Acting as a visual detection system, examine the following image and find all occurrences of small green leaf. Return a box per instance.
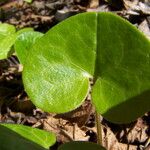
[24,0,32,3]
[0,24,39,60]
[0,125,46,150]
[0,23,16,38]
[17,27,34,34]
[0,34,17,59]
[58,141,106,150]
[0,23,16,59]
[23,12,150,123]
[0,124,56,150]
[15,31,43,64]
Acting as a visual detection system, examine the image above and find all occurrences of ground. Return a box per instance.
[0,0,150,150]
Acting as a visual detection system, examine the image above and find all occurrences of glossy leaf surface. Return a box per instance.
[15,31,43,64]
[0,124,56,149]
[58,141,106,150]
[23,12,150,123]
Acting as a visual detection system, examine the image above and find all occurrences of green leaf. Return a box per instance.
[0,124,56,150]
[0,23,16,38]
[24,0,32,3]
[23,12,95,113]
[0,34,17,59]
[17,27,34,34]
[14,31,43,64]
[23,12,150,123]
[0,24,38,60]
[92,13,150,123]
[58,141,106,150]
[0,125,46,150]
[0,23,16,59]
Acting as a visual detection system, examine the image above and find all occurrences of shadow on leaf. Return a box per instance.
[0,124,47,150]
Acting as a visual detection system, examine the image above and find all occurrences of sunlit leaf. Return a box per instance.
[0,24,40,60]
[0,23,16,38]
[24,0,32,3]
[0,124,56,150]
[15,31,43,64]
[23,12,150,123]
[0,23,16,59]
[17,27,34,34]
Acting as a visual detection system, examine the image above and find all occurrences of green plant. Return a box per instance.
[0,24,51,150]
[24,0,33,3]
[14,31,43,64]
[58,141,106,150]
[0,124,56,150]
[23,12,150,124]
[0,12,150,150]
[0,23,17,59]
[0,23,43,61]
[0,0,32,3]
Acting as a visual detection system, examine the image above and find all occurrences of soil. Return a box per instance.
[0,0,150,150]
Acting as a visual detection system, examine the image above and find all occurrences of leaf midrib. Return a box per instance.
[93,12,98,82]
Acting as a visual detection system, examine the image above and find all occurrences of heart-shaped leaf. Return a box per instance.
[0,124,56,150]
[23,12,150,123]
[14,31,43,64]
[58,141,106,150]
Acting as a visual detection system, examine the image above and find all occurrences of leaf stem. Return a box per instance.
[95,111,103,145]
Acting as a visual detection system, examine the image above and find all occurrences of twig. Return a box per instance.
[60,129,74,142]
[31,14,54,22]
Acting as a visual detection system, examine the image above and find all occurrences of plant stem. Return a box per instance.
[95,111,103,145]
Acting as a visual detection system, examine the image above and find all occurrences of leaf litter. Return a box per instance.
[0,0,150,150]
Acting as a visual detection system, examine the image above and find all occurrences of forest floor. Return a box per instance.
[0,0,150,150]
